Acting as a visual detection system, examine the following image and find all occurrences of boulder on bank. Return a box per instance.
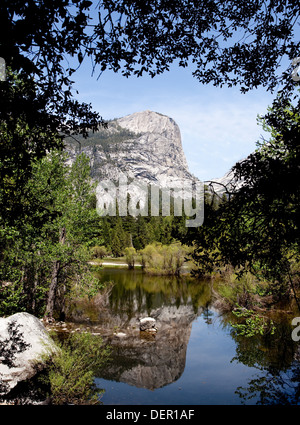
[0,312,57,395]
[139,317,156,332]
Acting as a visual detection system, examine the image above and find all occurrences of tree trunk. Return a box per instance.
[31,250,41,313]
[44,227,66,319]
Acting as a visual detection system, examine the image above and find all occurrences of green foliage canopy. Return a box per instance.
[0,151,101,317]
[186,93,300,306]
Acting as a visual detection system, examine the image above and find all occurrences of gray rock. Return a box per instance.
[0,312,57,394]
[205,168,244,198]
[64,110,200,213]
[66,110,193,182]
[139,317,156,332]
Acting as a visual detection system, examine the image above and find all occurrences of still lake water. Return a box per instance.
[67,268,300,405]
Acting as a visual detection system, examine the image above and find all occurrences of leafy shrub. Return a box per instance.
[91,245,108,259]
[43,332,110,405]
[140,242,190,275]
[230,305,276,338]
[124,247,137,269]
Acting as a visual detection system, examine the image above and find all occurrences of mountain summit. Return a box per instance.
[65,110,203,225]
[65,110,195,186]
[116,110,191,181]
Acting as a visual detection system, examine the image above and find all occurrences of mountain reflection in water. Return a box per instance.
[67,269,210,390]
[66,268,300,405]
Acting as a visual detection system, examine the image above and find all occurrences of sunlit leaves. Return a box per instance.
[186,93,300,301]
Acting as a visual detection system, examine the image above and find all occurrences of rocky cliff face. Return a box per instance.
[65,110,204,222]
[65,110,195,186]
[65,109,239,212]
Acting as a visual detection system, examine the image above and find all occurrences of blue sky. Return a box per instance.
[72,60,284,181]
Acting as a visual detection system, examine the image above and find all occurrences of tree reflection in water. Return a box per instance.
[67,269,300,404]
[229,320,300,404]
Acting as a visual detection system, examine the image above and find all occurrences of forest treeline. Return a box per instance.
[1,0,299,323]
[1,98,300,322]
[0,133,222,320]
[1,1,300,406]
